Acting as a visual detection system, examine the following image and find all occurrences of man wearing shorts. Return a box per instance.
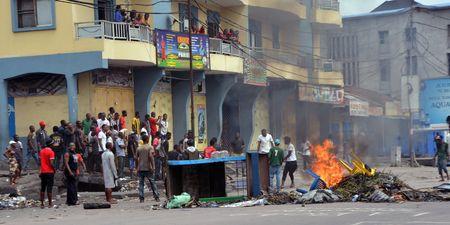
[39,139,55,208]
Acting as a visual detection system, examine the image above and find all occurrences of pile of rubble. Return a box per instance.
[0,194,40,209]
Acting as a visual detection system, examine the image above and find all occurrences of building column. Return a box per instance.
[66,74,78,123]
[134,68,165,116]
[206,75,237,140]
[236,84,264,152]
[0,79,9,151]
[269,81,297,138]
[171,71,205,143]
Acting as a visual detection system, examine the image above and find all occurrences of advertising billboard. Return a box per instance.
[155,29,209,70]
[298,83,344,105]
[349,100,369,117]
[419,78,450,125]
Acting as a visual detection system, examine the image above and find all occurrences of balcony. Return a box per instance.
[208,38,244,74]
[315,0,342,26]
[247,0,306,21]
[251,47,308,82]
[75,20,156,66]
[314,59,344,86]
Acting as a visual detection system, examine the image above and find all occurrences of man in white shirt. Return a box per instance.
[257,129,274,154]
[256,129,273,193]
[98,125,108,153]
[158,113,169,140]
[97,113,110,129]
[282,136,298,189]
[302,139,312,170]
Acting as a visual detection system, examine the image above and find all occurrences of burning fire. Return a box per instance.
[311,140,345,187]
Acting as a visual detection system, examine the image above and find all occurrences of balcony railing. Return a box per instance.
[75,20,153,43]
[251,47,307,68]
[314,59,342,72]
[209,38,242,57]
[318,0,339,11]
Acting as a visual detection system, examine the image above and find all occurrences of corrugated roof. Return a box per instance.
[371,0,417,12]
[344,86,395,106]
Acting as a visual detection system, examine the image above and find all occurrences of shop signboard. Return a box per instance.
[298,84,344,105]
[419,78,450,125]
[243,54,267,86]
[369,106,384,117]
[349,100,369,117]
[155,29,209,70]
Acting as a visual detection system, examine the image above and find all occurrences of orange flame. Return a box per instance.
[311,139,344,187]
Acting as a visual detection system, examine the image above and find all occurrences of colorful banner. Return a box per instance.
[349,100,369,117]
[155,29,209,70]
[197,105,206,143]
[298,84,344,105]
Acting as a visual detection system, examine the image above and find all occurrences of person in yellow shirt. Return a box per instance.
[132,112,141,134]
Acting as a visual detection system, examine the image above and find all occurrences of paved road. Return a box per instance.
[1,201,449,225]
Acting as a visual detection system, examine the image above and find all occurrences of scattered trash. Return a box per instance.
[369,190,392,202]
[0,194,39,209]
[221,198,267,208]
[433,183,450,192]
[299,189,340,204]
[166,192,191,209]
[351,194,359,202]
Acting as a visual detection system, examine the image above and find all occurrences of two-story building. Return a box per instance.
[0,0,343,153]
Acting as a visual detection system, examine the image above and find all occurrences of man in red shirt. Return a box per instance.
[149,112,158,141]
[39,139,55,208]
[120,110,127,130]
[203,137,218,159]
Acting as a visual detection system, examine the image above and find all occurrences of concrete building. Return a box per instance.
[326,0,450,157]
[0,0,343,154]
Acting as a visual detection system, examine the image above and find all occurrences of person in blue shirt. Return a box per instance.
[114,5,124,22]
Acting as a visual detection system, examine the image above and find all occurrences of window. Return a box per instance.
[179,3,198,32]
[405,27,416,42]
[378,31,389,45]
[12,0,55,32]
[207,10,220,38]
[272,25,280,49]
[249,19,262,48]
[95,0,114,21]
[379,59,390,81]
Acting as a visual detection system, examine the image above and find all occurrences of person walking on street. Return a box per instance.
[115,131,126,178]
[25,125,40,171]
[268,139,284,193]
[158,113,169,140]
[120,110,127,130]
[10,135,23,176]
[4,146,19,185]
[282,136,298,189]
[39,139,55,208]
[149,112,158,141]
[102,142,118,204]
[87,127,101,173]
[435,136,450,181]
[127,132,139,178]
[36,121,48,151]
[137,135,160,202]
[64,143,79,206]
[132,111,141,134]
[302,138,312,170]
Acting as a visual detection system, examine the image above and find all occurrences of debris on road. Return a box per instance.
[299,189,340,204]
[83,202,111,209]
[166,192,191,209]
[221,198,267,208]
[0,194,39,209]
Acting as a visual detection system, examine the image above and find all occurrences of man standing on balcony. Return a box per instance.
[114,5,123,22]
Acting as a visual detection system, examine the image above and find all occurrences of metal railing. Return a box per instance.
[318,0,339,11]
[209,38,242,57]
[75,20,152,43]
[251,47,307,68]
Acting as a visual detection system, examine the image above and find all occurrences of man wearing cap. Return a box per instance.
[36,121,48,151]
[39,138,55,208]
[268,139,284,193]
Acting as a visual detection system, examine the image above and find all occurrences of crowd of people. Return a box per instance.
[114,5,151,27]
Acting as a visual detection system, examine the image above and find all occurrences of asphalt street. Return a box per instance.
[1,201,449,225]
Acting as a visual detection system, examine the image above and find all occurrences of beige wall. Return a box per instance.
[250,90,269,150]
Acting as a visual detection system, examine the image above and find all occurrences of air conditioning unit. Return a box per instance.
[323,60,333,72]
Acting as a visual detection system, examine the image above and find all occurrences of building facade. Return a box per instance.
[0,0,343,153]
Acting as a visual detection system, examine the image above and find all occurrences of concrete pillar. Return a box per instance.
[0,79,8,152]
[66,74,78,123]
[171,71,205,143]
[269,81,297,138]
[206,75,237,141]
[134,68,165,116]
[236,84,264,152]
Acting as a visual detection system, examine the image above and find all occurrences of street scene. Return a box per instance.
[1,0,450,224]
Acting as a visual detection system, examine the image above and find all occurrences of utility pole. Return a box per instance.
[187,0,196,139]
[407,6,419,167]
